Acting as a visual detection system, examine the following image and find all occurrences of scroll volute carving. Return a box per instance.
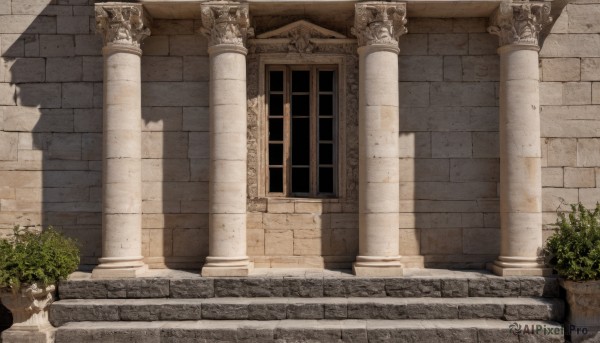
[488,2,552,47]
[200,2,254,47]
[352,2,408,47]
[95,4,151,48]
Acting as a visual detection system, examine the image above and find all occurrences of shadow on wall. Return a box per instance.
[397,17,502,269]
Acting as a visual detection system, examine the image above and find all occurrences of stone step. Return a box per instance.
[55,319,565,343]
[49,297,564,326]
[57,275,560,299]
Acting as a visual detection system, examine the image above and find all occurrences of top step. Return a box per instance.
[58,269,560,299]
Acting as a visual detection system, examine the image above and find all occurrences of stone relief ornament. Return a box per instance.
[352,2,408,47]
[95,4,151,48]
[256,20,347,53]
[200,2,254,47]
[488,1,552,47]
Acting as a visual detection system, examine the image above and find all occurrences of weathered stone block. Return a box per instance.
[169,35,208,56]
[142,57,183,82]
[248,302,287,320]
[202,302,248,319]
[432,132,472,158]
[568,4,600,33]
[462,55,499,81]
[287,302,323,319]
[406,302,458,319]
[265,229,293,256]
[541,34,600,57]
[593,82,600,104]
[57,15,89,34]
[82,56,102,82]
[547,138,577,166]
[450,158,499,182]
[564,167,595,187]
[540,82,564,105]
[542,167,564,187]
[468,278,520,297]
[542,187,579,212]
[399,82,429,107]
[472,132,499,158]
[463,228,500,255]
[443,55,462,81]
[142,82,208,107]
[429,34,468,55]
[183,56,209,81]
[563,82,592,105]
[468,33,498,55]
[385,279,442,297]
[399,34,427,55]
[582,58,600,81]
[75,35,102,56]
[46,57,82,82]
[62,82,93,108]
[142,36,169,56]
[348,302,407,319]
[170,279,214,298]
[541,58,581,81]
[283,278,323,297]
[578,138,600,167]
[399,56,443,81]
[58,280,108,299]
[0,16,56,34]
[430,82,496,106]
[16,83,62,108]
[458,303,504,319]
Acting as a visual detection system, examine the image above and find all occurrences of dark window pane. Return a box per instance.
[292,167,310,193]
[319,71,334,92]
[319,94,333,116]
[319,144,333,165]
[270,70,283,92]
[269,168,283,193]
[319,168,334,193]
[291,95,310,116]
[269,118,283,141]
[292,70,310,92]
[269,94,283,117]
[292,118,310,165]
[269,144,283,165]
[319,118,333,141]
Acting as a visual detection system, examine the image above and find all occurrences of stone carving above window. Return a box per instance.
[488,2,552,47]
[256,20,347,53]
[95,4,151,48]
[199,2,254,48]
[352,2,407,47]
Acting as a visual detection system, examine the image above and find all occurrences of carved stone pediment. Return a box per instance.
[252,20,350,54]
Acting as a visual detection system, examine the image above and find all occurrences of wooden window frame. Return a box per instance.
[266,64,339,198]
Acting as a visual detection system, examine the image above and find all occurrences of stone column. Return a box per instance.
[352,2,407,277]
[200,2,253,277]
[92,4,150,278]
[488,2,552,276]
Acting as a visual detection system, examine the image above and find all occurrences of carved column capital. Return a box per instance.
[488,1,552,48]
[95,4,151,50]
[352,2,407,48]
[200,2,253,49]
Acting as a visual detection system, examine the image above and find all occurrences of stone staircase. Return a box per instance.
[49,269,566,342]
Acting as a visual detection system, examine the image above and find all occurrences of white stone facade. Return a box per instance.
[0,0,598,275]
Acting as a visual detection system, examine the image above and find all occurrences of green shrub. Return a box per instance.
[545,203,600,281]
[0,226,80,291]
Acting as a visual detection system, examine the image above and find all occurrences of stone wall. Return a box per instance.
[539,0,600,237]
[398,17,501,269]
[0,0,598,270]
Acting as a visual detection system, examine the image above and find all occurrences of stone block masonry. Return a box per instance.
[0,0,598,275]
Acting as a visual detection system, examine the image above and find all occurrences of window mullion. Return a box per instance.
[283,67,291,196]
[310,66,318,197]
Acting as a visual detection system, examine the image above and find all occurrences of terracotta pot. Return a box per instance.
[0,284,55,343]
[561,279,600,343]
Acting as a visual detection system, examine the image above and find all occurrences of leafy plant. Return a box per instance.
[545,203,600,281]
[0,226,79,291]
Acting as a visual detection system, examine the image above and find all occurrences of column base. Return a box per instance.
[490,262,553,276]
[353,264,404,277]
[1,327,55,343]
[399,255,425,268]
[201,262,254,277]
[92,264,148,279]
[353,255,403,276]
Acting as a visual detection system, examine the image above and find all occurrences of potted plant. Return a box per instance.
[0,226,79,343]
[545,203,600,343]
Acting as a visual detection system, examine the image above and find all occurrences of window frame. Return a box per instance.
[257,56,346,200]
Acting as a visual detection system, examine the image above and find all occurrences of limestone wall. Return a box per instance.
[539,0,600,238]
[0,0,598,270]
[398,18,501,269]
